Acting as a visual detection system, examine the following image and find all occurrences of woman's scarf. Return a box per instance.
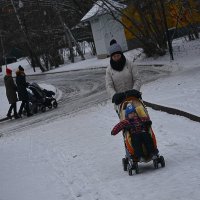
[110,53,126,71]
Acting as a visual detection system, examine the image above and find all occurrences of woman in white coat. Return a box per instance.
[105,40,142,108]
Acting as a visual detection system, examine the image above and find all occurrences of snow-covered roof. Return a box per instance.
[81,0,126,22]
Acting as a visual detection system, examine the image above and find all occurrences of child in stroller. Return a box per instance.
[111,97,165,175]
[28,82,58,113]
[112,103,158,160]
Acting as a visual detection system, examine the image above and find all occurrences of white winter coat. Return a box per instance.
[105,59,141,99]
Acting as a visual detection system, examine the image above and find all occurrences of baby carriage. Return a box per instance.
[28,82,58,113]
[117,91,165,175]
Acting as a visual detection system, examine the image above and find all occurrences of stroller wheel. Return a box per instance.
[159,156,165,168]
[134,162,139,174]
[33,106,38,114]
[127,164,133,176]
[122,158,128,171]
[153,159,159,169]
[131,161,139,174]
[53,100,58,108]
[41,106,46,112]
[48,104,52,109]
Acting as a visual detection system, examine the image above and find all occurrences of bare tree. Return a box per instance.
[0,0,93,71]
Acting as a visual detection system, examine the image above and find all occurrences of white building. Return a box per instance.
[81,0,128,59]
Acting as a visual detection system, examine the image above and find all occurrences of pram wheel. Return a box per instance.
[159,156,165,168]
[53,100,58,108]
[127,159,139,176]
[153,155,165,169]
[33,106,38,114]
[122,158,128,171]
[48,104,52,109]
[134,163,139,174]
[127,163,133,176]
[153,159,159,169]
[41,106,46,112]
[132,161,139,174]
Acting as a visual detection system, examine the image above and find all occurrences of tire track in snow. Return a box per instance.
[0,70,108,137]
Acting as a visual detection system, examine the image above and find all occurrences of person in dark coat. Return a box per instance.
[16,65,33,117]
[4,68,20,119]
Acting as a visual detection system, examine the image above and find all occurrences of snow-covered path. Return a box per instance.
[0,103,200,200]
[0,65,172,134]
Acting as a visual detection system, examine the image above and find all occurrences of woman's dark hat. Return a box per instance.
[18,65,24,71]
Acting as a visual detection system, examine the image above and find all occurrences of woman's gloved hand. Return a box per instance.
[112,92,126,105]
[125,89,142,99]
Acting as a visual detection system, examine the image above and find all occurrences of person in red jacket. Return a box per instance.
[111,103,159,161]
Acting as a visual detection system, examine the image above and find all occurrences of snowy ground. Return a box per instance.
[0,103,200,200]
[0,38,200,200]
[140,38,200,116]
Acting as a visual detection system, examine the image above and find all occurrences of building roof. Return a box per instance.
[81,0,126,22]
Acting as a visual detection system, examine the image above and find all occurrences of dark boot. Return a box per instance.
[14,114,20,119]
[18,101,25,117]
[27,113,33,117]
[131,133,143,159]
[13,103,19,119]
[18,110,22,118]
[7,104,13,119]
[6,113,12,119]
[141,132,155,157]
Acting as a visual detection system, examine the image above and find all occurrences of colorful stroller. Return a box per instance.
[118,92,165,175]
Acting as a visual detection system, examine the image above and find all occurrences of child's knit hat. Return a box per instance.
[125,103,136,117]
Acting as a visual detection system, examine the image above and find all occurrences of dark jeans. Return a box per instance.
[18,100,31,115]
[131,132,158,159]
[7,103,17,116]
